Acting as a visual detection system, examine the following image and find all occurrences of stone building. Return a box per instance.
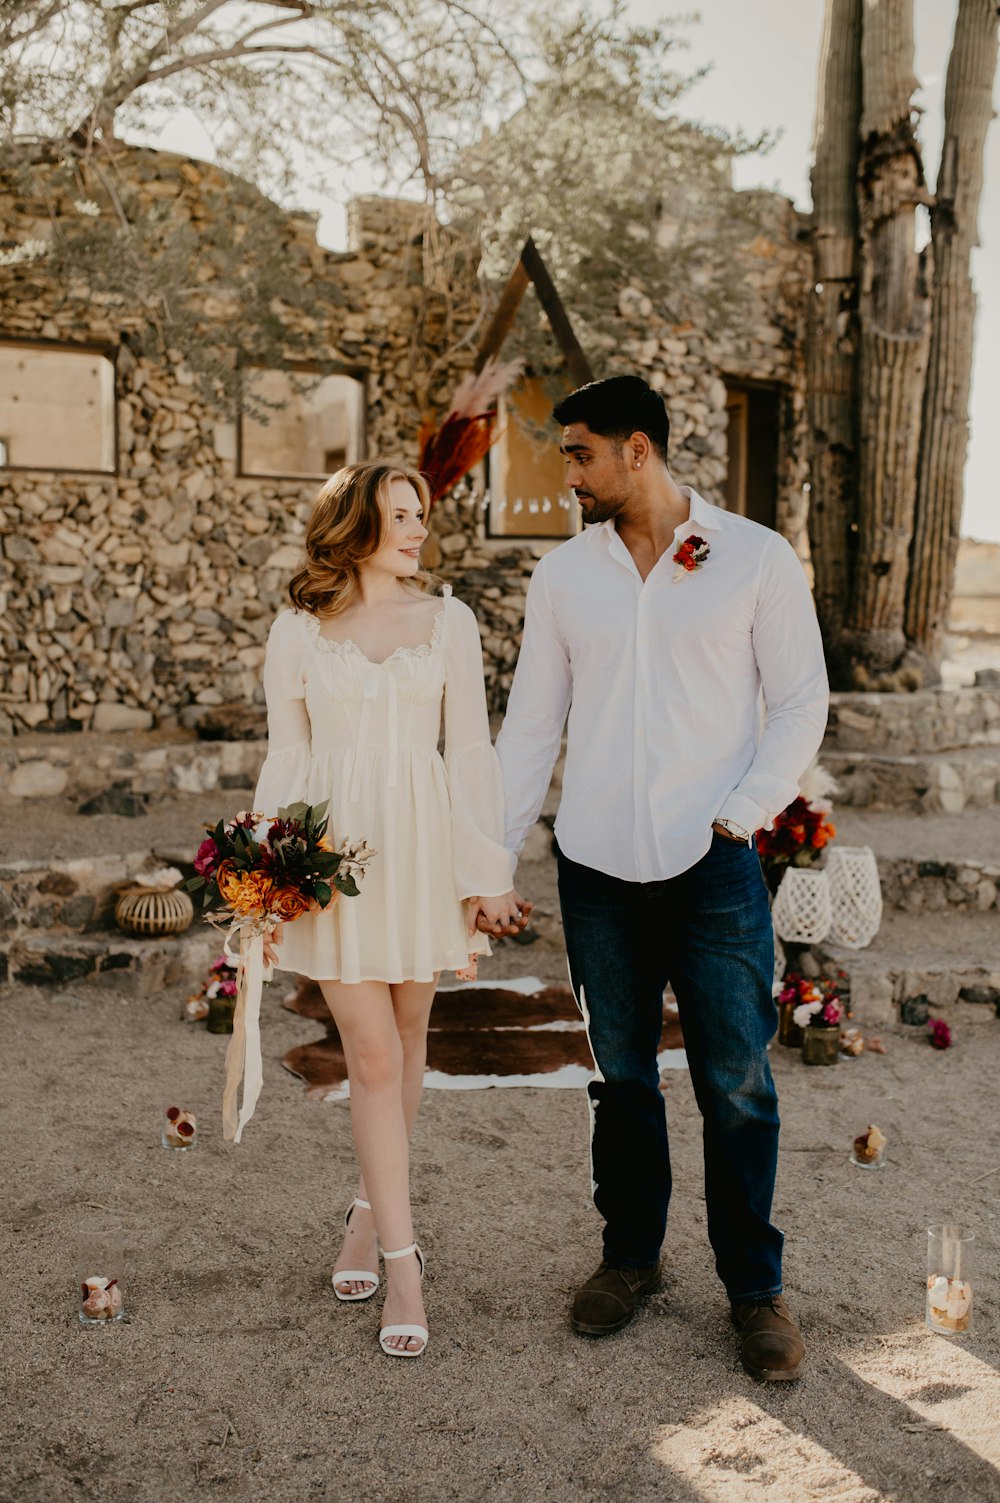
[0,145,811,728]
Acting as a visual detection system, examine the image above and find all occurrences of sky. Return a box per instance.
[149,0,999,541]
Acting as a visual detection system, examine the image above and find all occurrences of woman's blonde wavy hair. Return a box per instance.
[288,463,436,618]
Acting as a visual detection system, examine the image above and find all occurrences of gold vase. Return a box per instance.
[777,1005,804,1048]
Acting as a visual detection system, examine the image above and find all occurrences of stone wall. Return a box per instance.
[1,148,811,726]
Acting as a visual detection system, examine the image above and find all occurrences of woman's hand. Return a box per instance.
[468,891,534,938]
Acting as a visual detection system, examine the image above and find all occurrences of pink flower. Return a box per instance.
[219,979,237,998]
[194,837,219,876]
[928,1019,952,1050]
[822,1000,842,1026]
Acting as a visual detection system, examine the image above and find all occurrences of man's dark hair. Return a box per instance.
[552,375,670,462]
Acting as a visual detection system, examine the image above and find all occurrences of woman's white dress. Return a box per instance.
[253,587,515,982]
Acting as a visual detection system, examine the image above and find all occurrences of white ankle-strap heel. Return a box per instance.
[378,1242,428,1357]
[332,1197,380,1302]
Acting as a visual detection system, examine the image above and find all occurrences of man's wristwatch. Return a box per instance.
[713,817,752,845]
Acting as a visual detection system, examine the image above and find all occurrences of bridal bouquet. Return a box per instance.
[187,800,373,921]
[186,802,375,1142]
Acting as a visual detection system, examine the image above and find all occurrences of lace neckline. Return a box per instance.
[302,601,447,666]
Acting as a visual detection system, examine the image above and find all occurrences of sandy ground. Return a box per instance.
[4,861,1000,1503]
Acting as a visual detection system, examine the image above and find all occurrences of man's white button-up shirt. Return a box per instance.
[495,488,830,883]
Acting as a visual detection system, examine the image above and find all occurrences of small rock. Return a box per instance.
[958,985,1000,1007]
[899,994,930,1026]
[10,760,69,799]
[91,704,154,733]
[193,705,268,742]
[78,783,149,818]
[974,668,1000,688]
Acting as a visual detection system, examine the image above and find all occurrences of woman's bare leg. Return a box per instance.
[391,976,438,1127]
[321,978,426,1349]
[354,975,438,1197]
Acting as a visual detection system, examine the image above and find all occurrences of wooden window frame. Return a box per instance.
[236,360,368,481]
[0,336,119,477]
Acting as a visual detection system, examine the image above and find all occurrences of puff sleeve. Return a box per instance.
[442,595,517,900]
[252,610,313,813]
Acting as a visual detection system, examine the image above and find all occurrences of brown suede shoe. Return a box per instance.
[571,1260,661,1336]
[730,1295,805,1381]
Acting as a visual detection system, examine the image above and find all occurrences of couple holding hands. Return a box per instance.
[255,375,829,1373]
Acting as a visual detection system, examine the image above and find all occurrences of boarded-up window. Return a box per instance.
[0,343,116,473]
[488,377,578,539]
[722,380,779,530]
[239,368,365,478]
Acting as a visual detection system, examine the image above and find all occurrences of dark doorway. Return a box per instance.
[722,380,780,530]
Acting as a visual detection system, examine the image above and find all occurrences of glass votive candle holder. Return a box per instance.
[162,1105,197,1150]
[851,1124,887,1169]
[926,1224,974,1335]
[78,1231,126,1324]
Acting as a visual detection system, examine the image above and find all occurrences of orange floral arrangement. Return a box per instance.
[187,802,374,930]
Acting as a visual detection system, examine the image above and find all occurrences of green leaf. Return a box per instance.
[334,873,360,899]
[278,801,309,823]
[314,881,332,907]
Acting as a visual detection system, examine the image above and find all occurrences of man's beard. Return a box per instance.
[577,490,628,524]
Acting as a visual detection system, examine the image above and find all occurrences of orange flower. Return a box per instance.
[813,829,828,849]
[271,887,310,922]
[228,870,276,916]
[215,860,243,903]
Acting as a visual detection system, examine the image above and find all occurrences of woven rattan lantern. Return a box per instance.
[115,884,194,936]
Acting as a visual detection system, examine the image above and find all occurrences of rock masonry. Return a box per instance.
[1,147,811,727]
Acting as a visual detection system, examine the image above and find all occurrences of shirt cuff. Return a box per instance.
[716,792,768,835]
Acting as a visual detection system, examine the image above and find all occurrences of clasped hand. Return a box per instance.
[467,890,533,939]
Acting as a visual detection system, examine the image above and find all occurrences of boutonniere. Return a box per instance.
[672,534,711,582]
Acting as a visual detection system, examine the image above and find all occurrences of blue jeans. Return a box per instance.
[556,832,783,1302]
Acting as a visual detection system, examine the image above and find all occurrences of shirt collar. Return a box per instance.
[678,487,722,534]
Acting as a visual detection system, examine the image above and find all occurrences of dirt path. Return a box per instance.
[3,949,1000,1503]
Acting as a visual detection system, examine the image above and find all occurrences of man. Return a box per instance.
[491,374,829,1380]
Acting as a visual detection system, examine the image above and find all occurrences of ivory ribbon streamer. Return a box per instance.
[221,921,272,1143]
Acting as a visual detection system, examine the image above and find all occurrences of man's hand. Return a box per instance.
[468,890,534,938]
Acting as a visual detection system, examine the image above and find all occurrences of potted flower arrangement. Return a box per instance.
[776,971,848,1049]
[790,979,844,1066]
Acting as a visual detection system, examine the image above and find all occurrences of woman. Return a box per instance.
[255,462,529,1358]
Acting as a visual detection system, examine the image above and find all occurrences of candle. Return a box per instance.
[927,1225,974,1335]
[851,1124,886,1169]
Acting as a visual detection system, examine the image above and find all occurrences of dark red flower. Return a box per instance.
[928,1019,952,1050]
[177,1120,195,1137]
[165,1105,180,1121]
[194,837,219,876]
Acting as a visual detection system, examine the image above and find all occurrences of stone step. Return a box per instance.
[823,685,1000,756]
[2,930,214,993]
[822,746,1000,812]
[2,730,261,803]
[832,808,1000,915]
[808,911,1000,1026]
